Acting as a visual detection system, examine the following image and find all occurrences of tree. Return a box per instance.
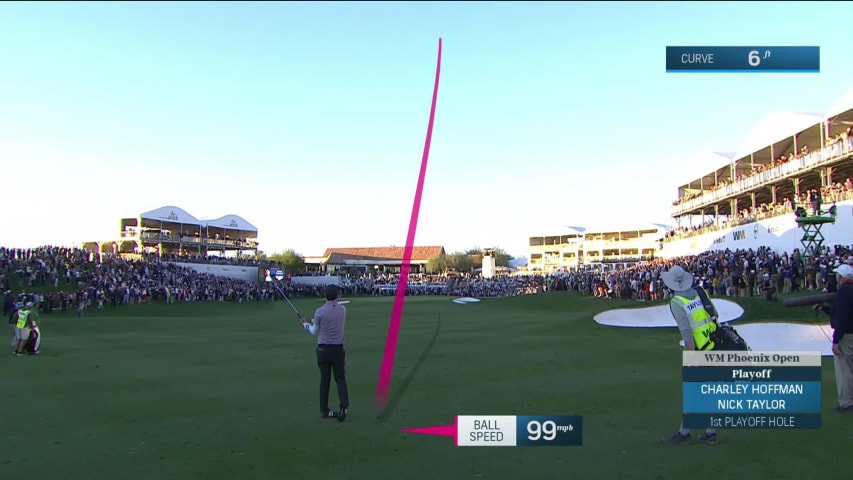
[464,248,483,267]
[492,248,513,267]
[268,249,306,274]
[463,247,514,267]
[448,252,475,272]
[426,254,449,274]
[427,252,476,273]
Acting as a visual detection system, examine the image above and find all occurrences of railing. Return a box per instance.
[120,232,259,249]
[598,255,654,263]
[664,188,853,242]
[672,137,853,216]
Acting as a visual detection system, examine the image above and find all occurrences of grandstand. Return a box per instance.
[660,89,853,258]
[527,224,669,272]
[83,206,259,258]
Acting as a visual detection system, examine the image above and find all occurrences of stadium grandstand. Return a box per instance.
[660,88,853,258]
[303,246,446,275]
[527,224,670,273]
[82,206,259,259]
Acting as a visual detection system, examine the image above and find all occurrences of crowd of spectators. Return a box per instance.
[665,177,853,241]
[4,240,853,321]
[1,247,281,318]
[318,273,547,297]
[0,246,552,317]
[548,243,853,302]
[146,252,279,267]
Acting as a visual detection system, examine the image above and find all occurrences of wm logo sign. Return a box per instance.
[732,230,746,241]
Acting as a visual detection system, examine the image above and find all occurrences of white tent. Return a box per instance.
[825,87,853,119]
[201,214,258,233]
[734,111,824,160]
[676,151,736,186]
[139,206,202,226]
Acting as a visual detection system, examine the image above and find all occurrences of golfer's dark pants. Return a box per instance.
[317,344,348,412]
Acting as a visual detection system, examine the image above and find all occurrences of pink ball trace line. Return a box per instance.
[375,38,443,412]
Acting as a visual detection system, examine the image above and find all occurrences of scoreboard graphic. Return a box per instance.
[682,351,822,429]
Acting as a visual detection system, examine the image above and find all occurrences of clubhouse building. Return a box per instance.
[303,246,446,275]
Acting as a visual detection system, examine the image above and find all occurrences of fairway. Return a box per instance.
[2,293,849,480]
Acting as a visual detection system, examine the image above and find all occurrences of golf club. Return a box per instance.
[269,280,303,322]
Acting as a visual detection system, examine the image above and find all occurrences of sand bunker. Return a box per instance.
[593,299,744,328]
[452,297,481,304]
[676,322,833,356]
[595,300,833,355]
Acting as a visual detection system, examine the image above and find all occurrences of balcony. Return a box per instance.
[671,138,853,216]
[128,232,258,250]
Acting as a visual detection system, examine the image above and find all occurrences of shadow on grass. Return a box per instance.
[375,314,441,423]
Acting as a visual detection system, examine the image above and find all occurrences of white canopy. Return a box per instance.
[825,87,853,119]
[140,206,202,225]
[557,223,669,235]
[734,111,823,160]
[678,151,736,185]
[202,214,258,233]
[674,88,853,192]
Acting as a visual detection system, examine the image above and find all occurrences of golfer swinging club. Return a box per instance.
[300,284,349,421]
[660,265,720,445]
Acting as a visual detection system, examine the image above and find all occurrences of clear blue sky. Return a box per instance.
[2,1,853,259]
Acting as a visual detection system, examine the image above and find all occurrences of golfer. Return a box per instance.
[660,265,719,445]
[814,263,853,412]
[300,284,349,422]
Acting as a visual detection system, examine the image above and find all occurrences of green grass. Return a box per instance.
[1,292,849,480]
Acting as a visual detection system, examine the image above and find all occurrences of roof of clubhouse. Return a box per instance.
[310,246,447,264]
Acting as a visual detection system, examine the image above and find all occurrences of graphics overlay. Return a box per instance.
[666,46,819,72]
[682,351,821,429]
[402,415,583,447]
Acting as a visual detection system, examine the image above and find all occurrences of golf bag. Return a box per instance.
[24,326,40,354]
[696,286,749,351]
[711,323,749,351]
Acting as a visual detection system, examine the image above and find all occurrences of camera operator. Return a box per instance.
[814,263,853,413]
